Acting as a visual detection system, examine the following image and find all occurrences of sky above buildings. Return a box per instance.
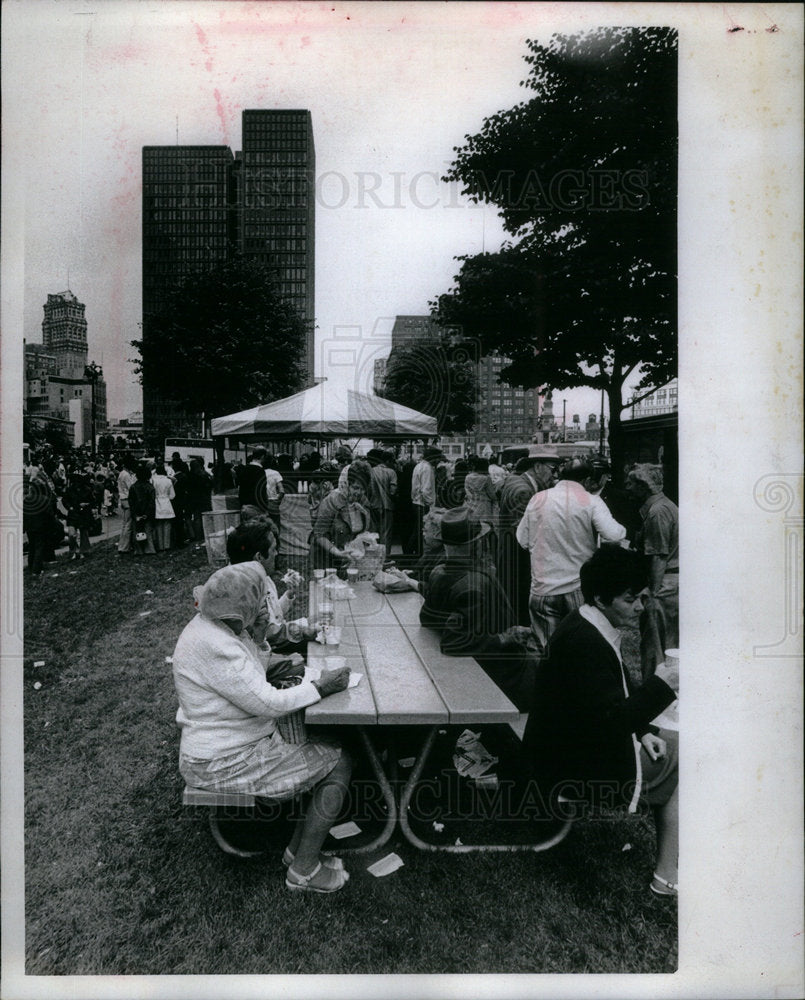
[3,1,660,427]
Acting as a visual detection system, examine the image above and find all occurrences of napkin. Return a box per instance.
[329,821,362,840]
[367,853,404,878]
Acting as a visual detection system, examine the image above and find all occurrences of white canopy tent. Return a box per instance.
[210,383,439,442]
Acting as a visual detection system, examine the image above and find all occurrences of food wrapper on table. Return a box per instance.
[372,566,420,594]
[343,532,386,582]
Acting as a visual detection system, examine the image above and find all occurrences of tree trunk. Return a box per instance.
[606,382,626,487]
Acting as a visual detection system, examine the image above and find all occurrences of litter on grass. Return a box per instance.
[398,757,416,768]
[144,590,153,595]
[329,821,361,840]
[453,729,498,780]
[622,843,633,852]
[367,853,404,878]
[33,661,45,667]
[139,611,152,618]
[33,682,42,690]
[433,821,445,832]
[164,656,173,664]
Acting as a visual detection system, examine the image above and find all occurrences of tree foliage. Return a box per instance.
[380,338,478,435]
[432,27,677,470]
[131,256,307,424]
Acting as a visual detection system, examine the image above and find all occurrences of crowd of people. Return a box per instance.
[24,438,679,899]
[169,441,679,898]
[23,447,215,571]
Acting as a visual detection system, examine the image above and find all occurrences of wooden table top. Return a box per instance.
[305,581,520,727]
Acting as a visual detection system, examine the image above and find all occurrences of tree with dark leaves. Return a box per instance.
[132,256,307,441]
[433,27,677,479]
[380,337,478,435]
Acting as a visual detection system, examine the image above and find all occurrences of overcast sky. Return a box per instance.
[3,0,652,426]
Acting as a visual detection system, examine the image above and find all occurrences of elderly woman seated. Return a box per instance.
[523,545,679,898]
[172,562,352,893]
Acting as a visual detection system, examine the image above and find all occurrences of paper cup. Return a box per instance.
[347,568,359,582]
[325,626,342,646]
[664,648,679,670]
[325,655,346,671]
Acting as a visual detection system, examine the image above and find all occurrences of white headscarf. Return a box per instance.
[198,563,266,629]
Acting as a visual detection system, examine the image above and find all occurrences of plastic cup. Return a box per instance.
[346,568,359,583]
[313,568,325,580]
[325,626,342,646]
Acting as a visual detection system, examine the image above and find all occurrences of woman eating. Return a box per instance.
[172,562,353,893]
[226,517,317,657]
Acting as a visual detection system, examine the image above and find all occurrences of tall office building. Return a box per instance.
[25,290,108,445]
[141,110,315,448]
[237,110,315,379]
[141,145,235,445]
[386,315,541,454]
[42,290,89,379]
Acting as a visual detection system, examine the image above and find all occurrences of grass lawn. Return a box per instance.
[23,541,677,975]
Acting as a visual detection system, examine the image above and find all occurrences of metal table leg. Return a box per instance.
[398,726,574,853]
[329,726,398,856]
[208,813,266,858]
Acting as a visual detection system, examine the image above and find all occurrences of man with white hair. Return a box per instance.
[516,457,626,656]
[626,463,679,658]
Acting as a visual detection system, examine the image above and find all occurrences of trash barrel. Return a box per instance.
[201,510,241,567]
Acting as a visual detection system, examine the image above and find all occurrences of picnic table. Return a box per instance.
[305,581,574,854]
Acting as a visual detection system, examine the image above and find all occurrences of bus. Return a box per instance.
[163,437,243,469]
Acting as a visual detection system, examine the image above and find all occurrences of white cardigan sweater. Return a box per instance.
[172,614,321,758]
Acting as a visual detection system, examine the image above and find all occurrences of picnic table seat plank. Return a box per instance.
[386,591,522,725]
[346,593,448,725]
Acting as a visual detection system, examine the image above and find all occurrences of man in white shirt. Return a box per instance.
[516,457,626,655]
[410,445,444,555]
[116,454,138,554]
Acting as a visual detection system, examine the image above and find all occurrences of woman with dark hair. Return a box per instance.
[310,459,372,570]
[129,464,157,555]
[173,562,352,893]
[63,470,96,561]
[227,518,317,656]
[524,545,679,898]
[184,458,213,542]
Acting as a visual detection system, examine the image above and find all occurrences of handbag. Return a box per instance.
[275,676,307,745]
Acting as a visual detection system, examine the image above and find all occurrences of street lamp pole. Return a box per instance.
[562,398,567,443]
[599,387,606,456]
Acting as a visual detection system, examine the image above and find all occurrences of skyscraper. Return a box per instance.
[142,145,235,444]
[42,290,89,379]
[237,110,315,378]
[386,315,541,453]
[25,290,108,446]
[141,110,315,448]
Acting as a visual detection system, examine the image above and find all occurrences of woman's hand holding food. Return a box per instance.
[316,666,350,696]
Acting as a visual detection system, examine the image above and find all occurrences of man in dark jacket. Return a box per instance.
[236,447,268,509]
[524,544,679,897]
[419,507,536,711]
